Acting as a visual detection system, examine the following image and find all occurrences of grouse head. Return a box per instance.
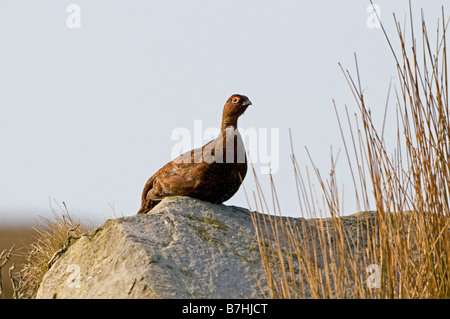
[221,94,252,130]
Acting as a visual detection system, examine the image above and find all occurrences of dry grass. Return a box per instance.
[17,202,91,299]
[250,3,450,299]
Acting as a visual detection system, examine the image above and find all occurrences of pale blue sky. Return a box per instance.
[0,1,448,225]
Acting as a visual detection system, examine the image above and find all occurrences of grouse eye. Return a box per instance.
[232,97,240,103]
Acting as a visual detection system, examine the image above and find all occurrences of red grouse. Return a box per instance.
[137,94,252,214]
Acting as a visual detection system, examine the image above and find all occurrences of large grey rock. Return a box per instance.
[36,196,380,299]
[36,197,268,298]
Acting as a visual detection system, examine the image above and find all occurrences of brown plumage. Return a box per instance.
[137,94,252,214]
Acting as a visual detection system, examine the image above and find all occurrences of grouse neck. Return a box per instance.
[222,105,242,130]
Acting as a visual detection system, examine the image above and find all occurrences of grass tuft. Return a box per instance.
[18,202,91,299]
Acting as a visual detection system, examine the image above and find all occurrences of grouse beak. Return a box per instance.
[242,99,252,107]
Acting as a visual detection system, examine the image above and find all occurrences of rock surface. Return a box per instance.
[36,196,379,299]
